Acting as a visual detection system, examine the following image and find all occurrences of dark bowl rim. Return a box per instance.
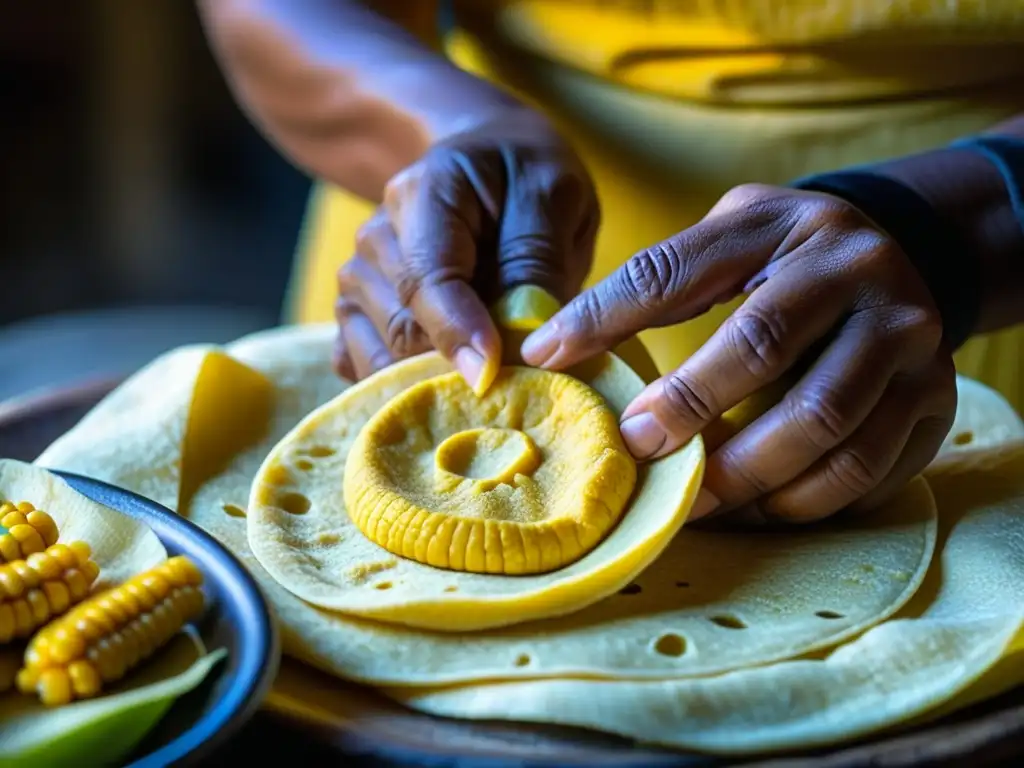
[53,470,280,768]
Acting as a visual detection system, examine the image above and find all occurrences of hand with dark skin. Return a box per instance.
[197,0,597,389]
[197,1,1024,522]
[333,110,598,386]
[522,118,1024,524]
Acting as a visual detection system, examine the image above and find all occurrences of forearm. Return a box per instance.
[874,115,1024,335]
[197,0,520,201]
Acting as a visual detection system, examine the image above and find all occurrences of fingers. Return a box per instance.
[697,313,901,513]
[521,186,792,370]
[340,217,430,359]
[331,329,355,382]
[383,156,503,392]
[334,297,395,381]
[613,260,855,460]
[760,359,956,523]
[845,414,952,515]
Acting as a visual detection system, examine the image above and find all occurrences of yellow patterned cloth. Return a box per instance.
[287,0,1024,411]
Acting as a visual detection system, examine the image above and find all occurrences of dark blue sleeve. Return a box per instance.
[950,135,1024,233]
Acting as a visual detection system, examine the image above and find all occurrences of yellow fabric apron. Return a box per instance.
[286,9,1024,412]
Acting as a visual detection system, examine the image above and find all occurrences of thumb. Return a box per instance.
[521,216,776,370]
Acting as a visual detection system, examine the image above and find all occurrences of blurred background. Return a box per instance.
[0,1,312,400]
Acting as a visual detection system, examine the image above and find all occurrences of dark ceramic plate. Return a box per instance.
[54,471,279,767]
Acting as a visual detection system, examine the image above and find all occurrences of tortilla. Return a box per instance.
[37,345,275,513]
[247,351,704,631]
[928,376,1024,473]
[389,451,1024,754]
[36,328,937,686]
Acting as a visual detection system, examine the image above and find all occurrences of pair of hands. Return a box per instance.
[333,107,957,525]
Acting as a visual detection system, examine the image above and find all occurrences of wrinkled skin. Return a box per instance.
[335,117,957,526]
[522,184,957,524]
[333,108,598,388]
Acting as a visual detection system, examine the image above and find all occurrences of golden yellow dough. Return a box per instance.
[345,367,637,575]
[247,349,704,632]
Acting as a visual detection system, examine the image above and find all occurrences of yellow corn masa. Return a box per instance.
[248,349,703,631]
[345,367,637,575]
[0,542,99,644]
[17,556,205,706]
[39,326,943,683]
[0,502,60,564]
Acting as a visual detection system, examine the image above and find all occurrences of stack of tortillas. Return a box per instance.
[32,290,1024,757]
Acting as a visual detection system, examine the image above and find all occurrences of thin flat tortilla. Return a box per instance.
[928,376,1024,474]
[36,328,937,686]
[389,453,1024,754]
[246,351,704,632]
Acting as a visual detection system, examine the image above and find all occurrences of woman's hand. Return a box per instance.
[521,184,958,524]
[333,107,599,391]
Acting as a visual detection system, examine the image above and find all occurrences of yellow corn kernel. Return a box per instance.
[0,542,99,645]
[0,503,60,564]
[18,556,204,706]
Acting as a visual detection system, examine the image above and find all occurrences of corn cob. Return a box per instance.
[17,556,204,706]
[0,645,22,693]
[0,542,99,645]
[0,502,60,563]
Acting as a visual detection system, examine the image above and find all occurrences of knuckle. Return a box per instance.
[385,310,427,357]
[725,308,788,379]
[623,242,686,309]
[880,305,945,368]
[500,232,562,283]
[825,448,882,497]
[564,289,606,337]
[367,350,395,373]
[382,164,420,208]
[392,263,464,308]
[825,198,874,232]
[354,214,389,257]
[714,451,773,499]
[336,260,360,293]
[383,150,458,211]
[719,183,772,210]
[333,295,361,321]
[393,270,425,307]
[660,372,717,427]
[847,230,899,273]
[903,305,944,352]
[787,382,850,449]
[713,184,788,230]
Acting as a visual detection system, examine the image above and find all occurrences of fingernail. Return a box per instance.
[454,346,485,391]
[689,488,722,521]
[619,413,668,460]
[521,325,558,367]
